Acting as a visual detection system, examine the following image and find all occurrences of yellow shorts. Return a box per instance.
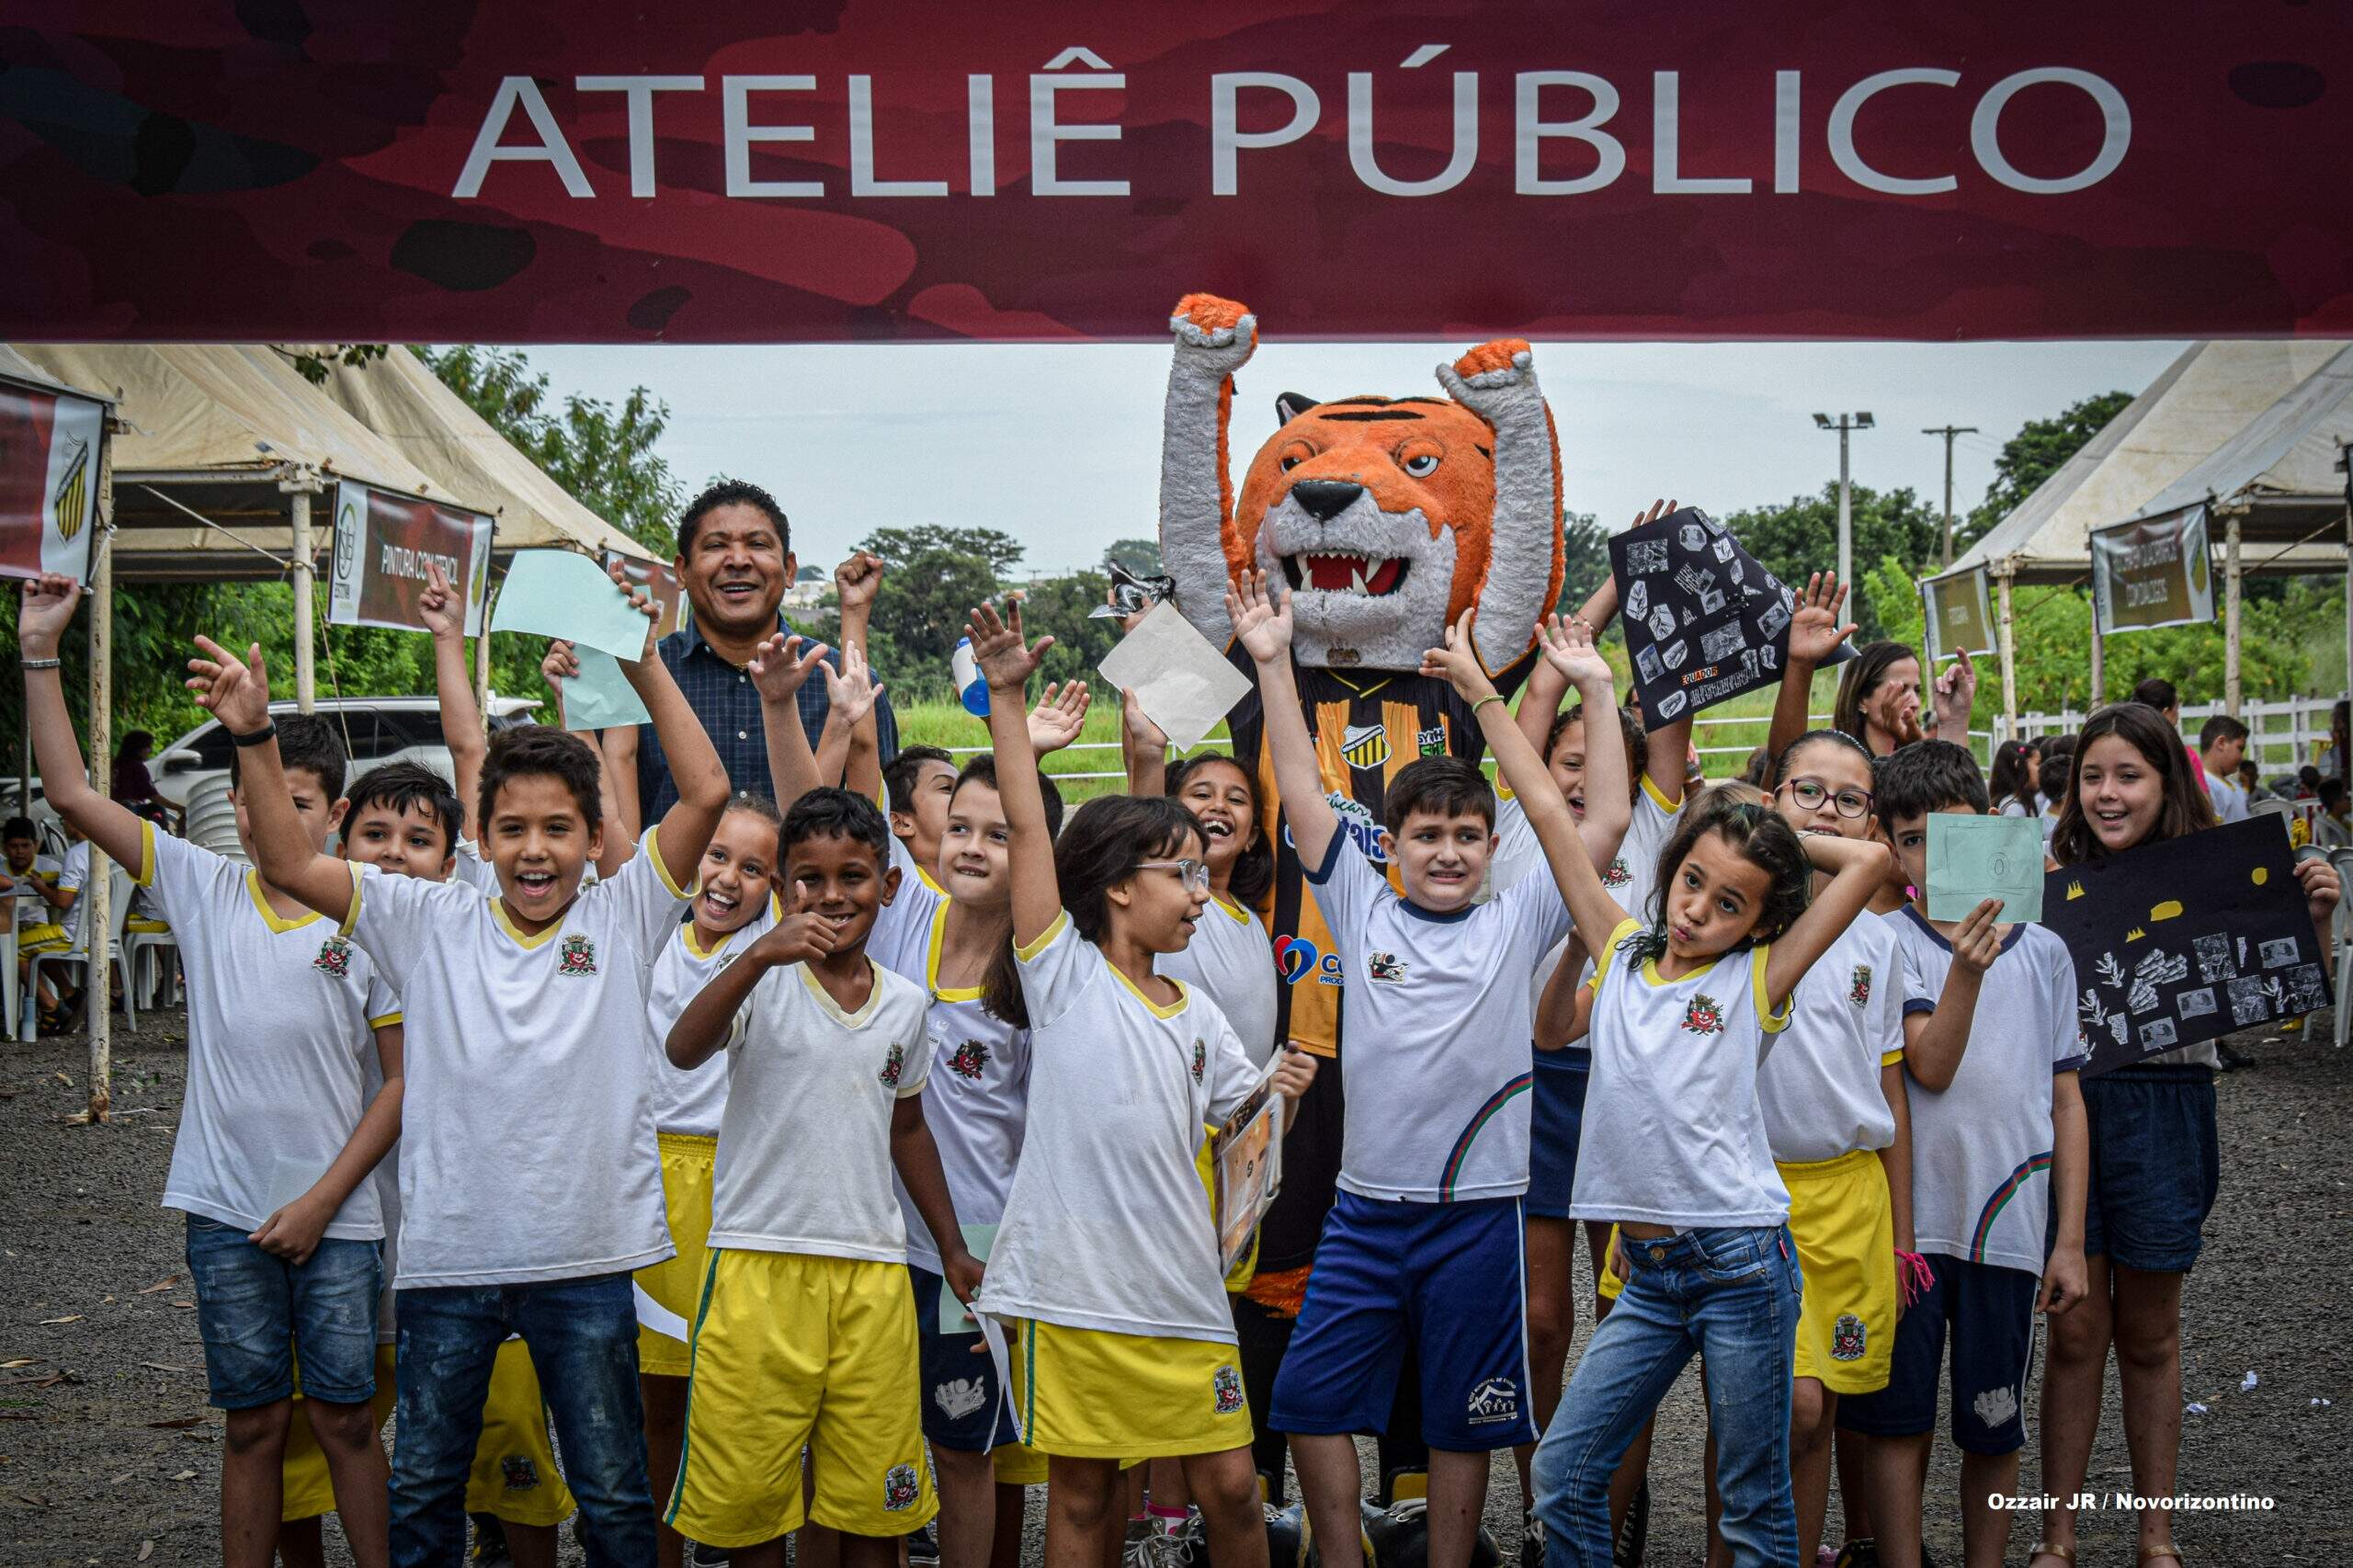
[635,1132,717,1378]
[993,1441,1050,1486]
[1009,1320,1253,1461]
[20,922,67,953]
[1597,1223,1625,1301]
[282,1342,574,1526]
[668,1250,936,1546]
[1781,1150,1896,1394]
[126,915,170,934]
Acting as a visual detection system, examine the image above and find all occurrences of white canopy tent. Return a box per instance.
[1950,340,2353,722]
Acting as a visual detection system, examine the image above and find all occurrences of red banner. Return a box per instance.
[3,3,2347,343]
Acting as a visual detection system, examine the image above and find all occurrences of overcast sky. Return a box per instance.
[525,339,2190,574]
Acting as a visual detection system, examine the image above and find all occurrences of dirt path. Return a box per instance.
[3,1016,2344,1565]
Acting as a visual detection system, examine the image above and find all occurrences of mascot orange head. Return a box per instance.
[1156,296,1565,675]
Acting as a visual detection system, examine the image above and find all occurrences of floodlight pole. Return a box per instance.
[1816,414,1872,590]
[1924,426,1978,568]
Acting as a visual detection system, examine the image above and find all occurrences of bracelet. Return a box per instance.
[18,657,60,671]
[1471,693,1506,714]
[229,722,277,748]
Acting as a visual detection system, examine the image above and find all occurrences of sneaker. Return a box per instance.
[1520,1508,1543,1568]
[1611,1478,1648,1568]
[1832,1541,1878,1568]
[1815,1548,1838,1568]
[1121,1514,1157,1568]
[692,1544,734,1568]
[904,1523,939,1568]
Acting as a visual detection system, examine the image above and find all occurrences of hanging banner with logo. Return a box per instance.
[0,378,107,586]
[3,4,2348,343]
[327,479,494,635]
[1608,506,1852,723]
[2091,506,2213,634]
[605,551,689,639]
[1920,565,1996,665]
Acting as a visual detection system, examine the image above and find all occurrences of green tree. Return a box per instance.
[1716,485,1942,639]
[1103,538,1164,578]
[1015,571,1123,695]
[856,525,1026,676]
[1957,390,2133,551]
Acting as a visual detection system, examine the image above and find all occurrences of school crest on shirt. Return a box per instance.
[947,1039,991,1080]
[1848,964,1873,1009]
[557,934,597,976]
[311,935,354,979]
[881,1042,906,1088]
[1602,857,1631,889]
[882,1461,921,1512]
[1680,994,1725,1036]
[1831,1312,1866,1361]
[499,1455,541,1493]
[1213,1365,1245,1415]
[1190,1040,1207,1084]
[1367,951,1408,984]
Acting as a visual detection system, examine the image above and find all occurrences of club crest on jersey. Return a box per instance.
[883,1462,920,1512]
[312,935,353,978]
[500,1455,541,1492]
[1190,1040,1207,1083]
[948,1039,990,1080]
[1831,1312,1866,1361]
[1465,1377,1520,1425]
[1681,994,1725,1035]
[1367,951,1408,984]
[1848,964,1872,1008]
[1213,1364,1245,1415]
[881,1042,906,1088]
[1341,722,1392,770]
[1601,856,1631,889]
[557,935,597,976]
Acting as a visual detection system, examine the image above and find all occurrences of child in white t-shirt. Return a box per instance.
[195,562,729,1564]
[1438,598,1888,1568]
[1836,741,2089,1568]
[17,574,404,1568]
[662,787,976,1564]
[963,599,1315,1568]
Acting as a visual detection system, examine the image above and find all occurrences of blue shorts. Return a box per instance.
[184,1213,381,1410]
[2068,1064,2219,1273]
[909,1266,1017,1452]
[1269,1192,1533,1450]
[1836,1255,2037,1456]
[1526,1048,1591,1220]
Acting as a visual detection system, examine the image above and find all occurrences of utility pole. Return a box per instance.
[1923,424,1979,567]
[1813,412,1875,588]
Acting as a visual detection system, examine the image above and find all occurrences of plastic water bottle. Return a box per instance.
[951,637,989,718]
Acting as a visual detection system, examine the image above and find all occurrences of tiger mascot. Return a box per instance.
[1156,292,1566,1498]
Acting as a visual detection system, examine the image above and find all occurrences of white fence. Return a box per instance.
[2009,694,2343,780]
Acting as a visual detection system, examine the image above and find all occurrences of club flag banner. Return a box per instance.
[327,479,494,636]
[5,4,2351,343]
[0,380,106,585]
[2091,507,2213,634]
[1920,566,1996,665]
[2040,815,2327,1076]
[606,552,689,639]
[1608,506,1850,724]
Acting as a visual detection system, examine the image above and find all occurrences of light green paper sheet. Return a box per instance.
[1926,812,2044,922]
[490,550,654,660]
[560,648,651,732]
[938,1222,997,1334]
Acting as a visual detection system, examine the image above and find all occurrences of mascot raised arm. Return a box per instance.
[1156,292,1566,1500]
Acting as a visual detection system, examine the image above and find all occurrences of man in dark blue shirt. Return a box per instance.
[614,479,899,822]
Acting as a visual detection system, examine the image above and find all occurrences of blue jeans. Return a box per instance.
[392,1273,654,1567]
[1532,1226,1801,1568]
[183,1213,380,1409]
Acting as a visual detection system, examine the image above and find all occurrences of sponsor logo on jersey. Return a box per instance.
[1680,994,1724,1035]
[1213,1365,1245,1415]
[1274,936,1347,988]
[1284,792,1390,867]
[1341,722,1391,770]
[312,935,354,978]
[557,934,597,976]
[1416,723,1448,757]
[1466,1377,1520,1425]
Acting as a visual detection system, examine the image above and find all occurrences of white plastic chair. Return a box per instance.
[25,863,140,1036]
[123,888,179,1014]
[2329,846,2353,1049]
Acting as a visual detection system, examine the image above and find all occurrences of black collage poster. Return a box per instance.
[1608,507,1853,723]
[2040,816,2330,1076]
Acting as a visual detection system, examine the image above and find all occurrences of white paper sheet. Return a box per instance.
[1097,601,1251,752]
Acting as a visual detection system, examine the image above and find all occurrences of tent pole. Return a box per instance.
[2088,592,2105,710]
[2343,469,2351,756]
[472,616,492,742]
[2223,513,2243,718]
[1996,569,2018,741]
[85,431,115,1124]
[283,474,321,715]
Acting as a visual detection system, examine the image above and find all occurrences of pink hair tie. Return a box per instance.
[1895,1248,1936,1309]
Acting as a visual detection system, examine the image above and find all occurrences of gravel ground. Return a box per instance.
[3,1012,2345,1566]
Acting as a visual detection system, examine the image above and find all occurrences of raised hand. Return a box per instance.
[2295,855,2341,927]
[1224,570,1292,665]
[824,641,884,727]
[1536,611,1613,691]
[1419,608,1498,702]
[541,638,581,690]
[835,550,885,616]
[1027,679,1091,756]
[15,574,81,658]
[747,631,830,706]
[1630,497,1677,529]
[605,560,662,663]
[1121,687,1168,753]
[418,560,465,642]
[187,635,273,733]
[1947,897,2004,975]
[1788,573,1858,666]
[1931,646,1978,737]
[963,600,1053,694]
[756,903,842,968]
